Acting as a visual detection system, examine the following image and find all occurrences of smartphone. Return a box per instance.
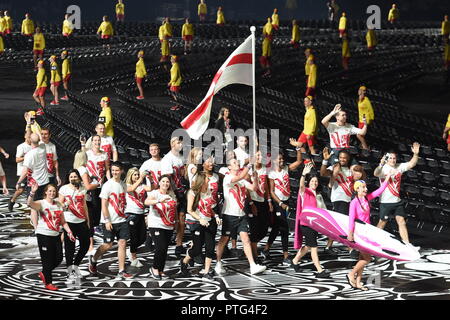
[30,117,36,124]
[384,153,390,161]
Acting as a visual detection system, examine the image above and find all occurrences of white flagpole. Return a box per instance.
[250,26,256,155]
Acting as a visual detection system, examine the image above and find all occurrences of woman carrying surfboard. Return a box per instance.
[346,170,396,290]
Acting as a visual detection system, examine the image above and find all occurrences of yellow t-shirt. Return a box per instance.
[182,23,194,37]
[4,16,13,30]
[342,39,351,58]
[0,17,6,33]
[36,68,48,89]
[63,19,73,35]
[305,54,314,76]
[303,106,317,135]
[62,58,71,78]
[442,21,450,35]
[217,11,225,24]
[99,107,114,137]
[445,114,450,128]
[170,62,182,86]
[198,3,207,15]
[50,61,62,83]
[97,21,114,36]
[271,13,279,27]
[292,25,300,42]
[388,8,399,21]
[33,33,45,50]
[366,29,377,48]
[165,23,173,37]
[116,3,125,15]
[339,16,346,30]
[358,96,374,124]
[135,58,147,78]
[307,64,317,88]
[21,18,34,35]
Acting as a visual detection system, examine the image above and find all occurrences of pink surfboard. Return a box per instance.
[300,206,421,261]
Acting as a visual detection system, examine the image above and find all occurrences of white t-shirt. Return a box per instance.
[269,166,291,202]
[187,163,198,187]
[99,179,127,224]
[186,190,216,222]
[161,151,185,191]
[59,185,87,224]
[23,145,49,186]
[207,173,219,208]
[125,184,147,214]
[147,190,177,230]
[86,150,108,186]
[40,141,58,177]
[233,147,249,168]
[87,135,117,160]
[327,165,353,202]
[326,123,362,149]
[222,174,251,217]
[219,166,229,176]
[250,167,268,202]
[36,199,64,236]
[139,158,161,188]
[16,142,32,176]
[379,163,409,204]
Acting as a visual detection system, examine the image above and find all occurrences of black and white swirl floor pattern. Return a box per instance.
[1,193,450,300]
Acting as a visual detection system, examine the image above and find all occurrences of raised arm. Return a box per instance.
[300,163,314,194]
[320,147,332,177]
[406,142,420,170]
[321,104,341,128]
[288,138,303,171]
[367,176,390,201]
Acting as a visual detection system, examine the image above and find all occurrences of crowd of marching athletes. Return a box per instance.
[0,0,449,293]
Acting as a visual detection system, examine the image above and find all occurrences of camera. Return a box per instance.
[30,117,36,124]
[384,153,390,161]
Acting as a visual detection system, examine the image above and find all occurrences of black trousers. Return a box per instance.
[87,188,102,233]
[148,228,173,272]
[267,201,289,252]
[64,221,90,266]
[248,201,270,243]
[37,233,63,284]
[127,214,147,253]
[187,218,217,260]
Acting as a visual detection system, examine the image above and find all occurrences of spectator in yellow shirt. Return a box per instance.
[305,57,317,97]
[366,26,377,52]
[297,96,318,155]
[62,13,74,37]
[97,16,113,49]
[217,7,225,25]
[271,8,279,31]
[21,13,34,36]
[338,12,346,38]
[33,60,47,113]
[168,55,182,110]
[342,32,351,71]
[99,97,114,137]
[290,19,300,48]
[33,27,45,69]
[160,28,170,65]
[198,0,207,22]
[49,56,62,106]
[443,114,450,151]
[4,11,13,35]
[388,4,399,24]
[60,50,71,101]
[356,86,373,150]
[443,15,449,42]
[260,18,273,77]
[135,50,146,100]
[116,0,125,22]
[182,18,194,54]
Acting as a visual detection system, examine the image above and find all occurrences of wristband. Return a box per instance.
[302,174,306,177]
[29,192,35,197]
[278,201,283,206]
[322,160,328,166]
[104,218,110,223]
[295,147,301,151]
[249,201,254,205]
[267,199,272,202]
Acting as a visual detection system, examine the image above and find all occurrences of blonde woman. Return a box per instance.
[185,147,203,187]
[124,167,152,267]
[181,172,221,281]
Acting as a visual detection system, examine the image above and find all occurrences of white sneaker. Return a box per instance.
[250,264,267,275]
[66,272,76,283]
[199,269,206,275]
[214,262,226,275]
[126,248,133,262]
[73,265,82,279]
[130,258,143,268]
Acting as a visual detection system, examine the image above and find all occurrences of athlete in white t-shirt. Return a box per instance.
[374,143,420,246]
[139,143,162,189]
[27,183,75,291]
[215,158,267,276]
[58,170,90,281]
[86,122,118,161]
[89,162,132,279]
[233,136,250,168]
[39,128,61,186]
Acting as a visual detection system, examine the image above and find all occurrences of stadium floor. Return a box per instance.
[1,193,450,300]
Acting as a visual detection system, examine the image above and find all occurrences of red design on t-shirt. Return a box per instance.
[87,160,105,182]
[67,194,86,220]
[101,144,112,160]
[149,170,161,188]
[275,173,291,197]
[229,184,247,210]
[46,153,55,174]
[154,200,177,227]
[255,174,267,198]
[27,169,34,187]
[41,208,63,231]
[108,192,126,218]
[387,172,402,197]
[172,166,184,191]
[128,188,146,209]
[335,173,353,197]
[209,181,219,205]
[198,197,215,218]
[331,132,350,148]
